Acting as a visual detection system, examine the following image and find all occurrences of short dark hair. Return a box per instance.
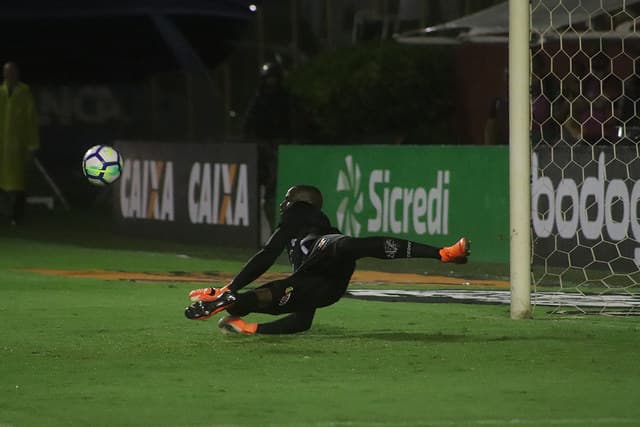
[289,185,323,209]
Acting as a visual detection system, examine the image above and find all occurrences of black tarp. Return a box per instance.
[0,0,252,83]
[0,1,255,207]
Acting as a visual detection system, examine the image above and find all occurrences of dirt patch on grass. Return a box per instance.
[23,269,509,288]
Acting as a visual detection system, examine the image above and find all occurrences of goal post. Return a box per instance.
[509,0,532,319]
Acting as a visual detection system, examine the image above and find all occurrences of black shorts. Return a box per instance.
[257,234,356,315]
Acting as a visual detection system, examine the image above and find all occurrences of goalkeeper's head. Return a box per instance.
[280,185,323,213]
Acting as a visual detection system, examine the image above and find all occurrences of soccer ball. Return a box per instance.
[82,145,124,186]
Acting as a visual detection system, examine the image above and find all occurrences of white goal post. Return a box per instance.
[509,0,532,319]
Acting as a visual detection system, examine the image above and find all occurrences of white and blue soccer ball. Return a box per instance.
[82,145,124,186]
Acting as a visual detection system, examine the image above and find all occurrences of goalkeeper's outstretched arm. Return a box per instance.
[227,226,288,292]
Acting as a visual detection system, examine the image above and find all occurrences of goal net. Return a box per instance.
[530,0,640,314]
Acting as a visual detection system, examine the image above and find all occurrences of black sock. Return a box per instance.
[256,311,315,334]
[227,291,259,317]
[337,236,440,260]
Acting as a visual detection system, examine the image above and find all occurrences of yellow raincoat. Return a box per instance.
[0,82,39,191]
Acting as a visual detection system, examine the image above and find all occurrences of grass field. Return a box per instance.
[2,212,640,427]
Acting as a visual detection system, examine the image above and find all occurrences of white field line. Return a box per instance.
[190,417,639,427]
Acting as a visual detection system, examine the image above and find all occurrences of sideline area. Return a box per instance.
[22,268,510,287]
[23,269,640,312]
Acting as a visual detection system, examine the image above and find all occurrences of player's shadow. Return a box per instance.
[352,331,467,342]
[352,331,554,343]
[310,327,549,343]
[307,326,468,342]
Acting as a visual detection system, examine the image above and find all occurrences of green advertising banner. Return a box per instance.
[277,145,509,263]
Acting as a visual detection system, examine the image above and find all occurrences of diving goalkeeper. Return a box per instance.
[185,185,470,334]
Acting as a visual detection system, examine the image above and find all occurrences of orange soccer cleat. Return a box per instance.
[188,285,230,302]
[184,291,237,320]
[217,316,258,335]
[439,237,471,264]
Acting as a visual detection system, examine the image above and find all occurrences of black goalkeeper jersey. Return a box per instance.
[227,202,340,291]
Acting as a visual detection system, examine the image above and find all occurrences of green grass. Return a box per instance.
[1,213,640,426]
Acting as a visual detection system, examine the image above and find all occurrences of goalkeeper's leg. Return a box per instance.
[218,311,316,335]
[188,269,351,333]
[327,235,470,264]
[185,236,470,327]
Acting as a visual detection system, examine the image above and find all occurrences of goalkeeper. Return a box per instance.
[185,185,470,334]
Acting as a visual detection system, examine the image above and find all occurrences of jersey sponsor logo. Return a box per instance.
[278,286,294,306]
[120,159,175,221]
[384,239,399,258]
[316,237,329,250]
[336,155,450,237]
[301,244,310,255]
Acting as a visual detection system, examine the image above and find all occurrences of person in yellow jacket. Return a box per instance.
[0,62,39,225]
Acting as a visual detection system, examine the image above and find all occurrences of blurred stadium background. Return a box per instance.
[4,0,507,208]
[2,1,640,426]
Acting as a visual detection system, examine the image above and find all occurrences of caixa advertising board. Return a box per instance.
[532,144,640,271]
[113,141,259,247]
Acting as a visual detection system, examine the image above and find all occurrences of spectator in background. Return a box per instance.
[484,68,509,145]
[563,57,620,144]
[243,61,294,228]
[0,62,40,225]
[484,96,508,145]
[531,53,563,145]
[619,60,640,140]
